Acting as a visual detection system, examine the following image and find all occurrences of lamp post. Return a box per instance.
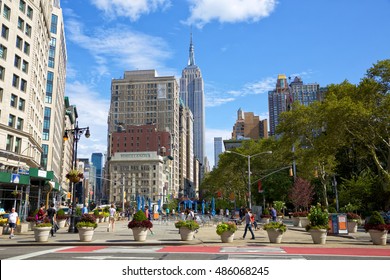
[63,121,90,233]
[226,150,272,209]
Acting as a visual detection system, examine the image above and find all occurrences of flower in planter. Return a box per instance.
[76,214,98,229]
[305,203,330,231]
[292,211,308,217]
[216,222,237,235]
[174,220,200,231]
[263,221,287,233]
[364,211,390,232]
[35,217,52,227]
[347,212,361,223]
[128,210,153,229]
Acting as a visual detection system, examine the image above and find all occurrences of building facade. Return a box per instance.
[232,108,268,140]
[108,70,180,200]
[179,34,205,169]
[213,137,223,169]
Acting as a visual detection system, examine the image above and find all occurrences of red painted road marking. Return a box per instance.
[57,246,107,253]
[157,246,220,253]
[282,247,390,257]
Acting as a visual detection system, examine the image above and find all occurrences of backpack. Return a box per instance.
[250,214,255,223]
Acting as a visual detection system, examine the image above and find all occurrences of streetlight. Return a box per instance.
[63,121,90,233]
[226,150,272,209]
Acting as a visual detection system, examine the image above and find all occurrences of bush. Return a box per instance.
[216,222,237,235]
[175,220,200,231]
[364,211,390,232]
[133,210,147,221]
[263,222,287,233]
[306,203,330,231]
[76,214,97,229]
[128,210,153,229]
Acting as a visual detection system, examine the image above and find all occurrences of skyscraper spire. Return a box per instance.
[188,31,195,66]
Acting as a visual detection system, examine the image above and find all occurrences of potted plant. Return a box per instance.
[34,217,52,242]
[174,220,200,241]
[260,208,271,224]
[273,201,285,221]
[216,221,237,243]
[364,211,390,245]
[11,190,21,199]
[263,221,287,243]
[292,211,309,228]
[93,209,104,223]
[26,216,37,230]
[306,203,330,244]
[76,214,97,242]
[103,211,109,222]
[56,209,68,228]
[346,212,361,233]
[128,210,153,241]
[0,218,7,236]
[66,169,84,183]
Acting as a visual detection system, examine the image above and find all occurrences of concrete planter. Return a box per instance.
[57,219,66,229]
[34,227,51,242]
[299,217,310,228]
[309,228,327,244]
[368,229,388,245]
[266,228,284,243]
[347,220,358,233]
[131,227,148,241]
[292,217,301,227]
[78,227,95,242]
[179,227,195,241]
[220,231,234,243]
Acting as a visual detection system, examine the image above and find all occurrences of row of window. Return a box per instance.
[6,135,22,154]
[8,114,24,130]
[2,1,33,21]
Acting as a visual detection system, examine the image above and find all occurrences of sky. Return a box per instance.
[60,0,390,168]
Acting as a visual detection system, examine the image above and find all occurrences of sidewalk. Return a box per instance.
[1,218,389,249]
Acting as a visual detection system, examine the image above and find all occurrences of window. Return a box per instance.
[22,60,28,73]
[16,36,23,49]
[16,118,23,130]
[10,94,17,107]
[51,14,58,34]
[20,79,27,92]
[27,6,33,19]
[23,42,30,55]
[14,138,22,153]
[0,88,3,102]
[17,17,24,31]
[25,23,31,36]
[18,98,25,111]
[6,135,14,151]
[0,44,7,60]
[12,75,20,88]
[14,55,21,68]
[19,1,26,13]
[8,114,16,127]
[1,24,9,39]
[3,5,10,20]
[0,66,4,80]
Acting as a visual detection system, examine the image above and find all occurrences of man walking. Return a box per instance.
[242,208,255,240]
[8,208,18,239]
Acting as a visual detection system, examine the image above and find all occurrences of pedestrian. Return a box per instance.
[82,204,88,214]
[144,206,154,235]
[47,203,57,237]
[8,207,18,239]
[270,206,277,222]
[242,208,255,240]
[37,203,46,224]
[108,204,116,232]
[239,206,245,219]
[225,208,230,218]
[249,209,258,230]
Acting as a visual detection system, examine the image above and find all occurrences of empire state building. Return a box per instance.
[180,35,205,167]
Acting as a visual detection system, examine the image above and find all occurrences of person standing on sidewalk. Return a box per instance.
[47,203,57,237]
[8,207,18,239]
[108,204,116,232]
[242,208,255,240]
[270,206,277,222]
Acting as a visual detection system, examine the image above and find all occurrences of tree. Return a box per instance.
[289,177,314,211]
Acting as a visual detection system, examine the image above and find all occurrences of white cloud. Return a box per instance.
[65,18,174,77]
[66,82,110,159]
[186,0,278,28]
[90,0,172,21]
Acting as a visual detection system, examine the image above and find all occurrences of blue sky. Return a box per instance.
[61,0,390,168]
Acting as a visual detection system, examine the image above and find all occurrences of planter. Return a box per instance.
[368,229,388,246]
[78,227,95,242]
[16,222,29,233]
[292,217,301,227]
[266,228,284,243]
[57,219,66,229]
[299,217,310,228]
[131,227,148,241]
[220,231,235,243]
[347,220,358,233]
[104,216,109,222]
[34,227,51,242]
[179,227,195,241]
[28,221,36,231]
[277,216,284,222]
[69,176,80,183]
[309,228,327,244]
[260,218,270,224]
[0,226,3,235]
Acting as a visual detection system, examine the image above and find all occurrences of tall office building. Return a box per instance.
[179,34,205,168]
[268,74,290,136]
[232,108,268,140]
[108,70,180,199]
[91,152,103,203]
[214,137,223,169]
[289,76,322,105]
